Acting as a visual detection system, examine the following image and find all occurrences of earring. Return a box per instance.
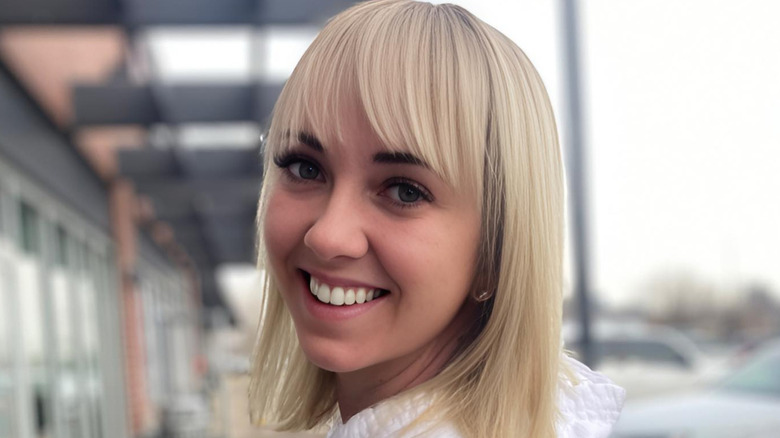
[474,289,492,302]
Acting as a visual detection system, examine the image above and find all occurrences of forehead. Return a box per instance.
[308,101,386,152]
[267,51,484,202]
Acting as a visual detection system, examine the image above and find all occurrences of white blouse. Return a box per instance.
[326,355,626,438]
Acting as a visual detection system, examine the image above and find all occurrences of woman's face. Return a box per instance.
[263,106,481,376]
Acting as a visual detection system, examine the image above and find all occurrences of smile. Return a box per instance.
[305,272,390,306]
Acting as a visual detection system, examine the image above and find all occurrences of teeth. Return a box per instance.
[316,284,330,303]
[330,287,345,306]
[308,275,383,306]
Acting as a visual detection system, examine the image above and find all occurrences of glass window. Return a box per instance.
[0,190,18,438]
[0,249,16,438]
[18,213,51,438]
[55,226,68,268]
[19,202,39,255]
[1,175,116,438]
[85,249,104,438]
[720,344,780,397]
[571,339,690,368]
[140,268,166,404]
[0,186,5,239]
[78,247,101,438]
[51,228,80,438]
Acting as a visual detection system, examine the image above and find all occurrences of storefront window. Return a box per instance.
[0,185,5,239]
[76,244,101,438]
[19,203,39,256]
[1,163,119,438]
[141,267,167,405]
[0,260,13,438]
[0,192,15,438]
[17,203,51,438]
[52,228,80,438]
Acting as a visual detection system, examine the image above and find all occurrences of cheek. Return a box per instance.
[262,189,308,271]
[378,212,481,301]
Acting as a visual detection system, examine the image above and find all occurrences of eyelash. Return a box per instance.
[273,153,323,184]
[382,177,434,209]
[272,152,434,208]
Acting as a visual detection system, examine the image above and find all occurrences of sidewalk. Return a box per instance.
[212,374,325,438]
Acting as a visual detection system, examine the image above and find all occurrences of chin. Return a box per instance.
[298,337,369,373]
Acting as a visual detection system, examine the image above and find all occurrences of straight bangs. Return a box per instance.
[265,0,490,201]
[253,1,565,436]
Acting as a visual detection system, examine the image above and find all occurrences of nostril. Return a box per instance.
[303,215,369,260]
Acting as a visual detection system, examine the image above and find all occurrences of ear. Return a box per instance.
[469,268,495,302]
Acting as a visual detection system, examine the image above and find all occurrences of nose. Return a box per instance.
[303,188,369,261]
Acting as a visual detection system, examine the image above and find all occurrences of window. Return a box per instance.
[0,186,5,239]
[54,226,68,268]
[19,202,39,255]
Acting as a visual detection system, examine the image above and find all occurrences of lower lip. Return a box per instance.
[300,274,386,321]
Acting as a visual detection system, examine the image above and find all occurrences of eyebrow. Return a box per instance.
[294,131,428,168]
[297,132,324,152]
[373,151,429,168]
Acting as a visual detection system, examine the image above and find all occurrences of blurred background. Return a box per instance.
[0,1,778,438]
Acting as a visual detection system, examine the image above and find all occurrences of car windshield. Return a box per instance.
[718,344,780,398]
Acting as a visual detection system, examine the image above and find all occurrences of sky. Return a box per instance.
[159,1,780,309]
[580,0,780,306]
[438,0,780,307]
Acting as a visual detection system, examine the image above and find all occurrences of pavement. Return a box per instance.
[211,374,325,438]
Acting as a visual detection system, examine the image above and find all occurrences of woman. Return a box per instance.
[249,1,624,437]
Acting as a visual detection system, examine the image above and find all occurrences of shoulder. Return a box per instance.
[556,355,626,438]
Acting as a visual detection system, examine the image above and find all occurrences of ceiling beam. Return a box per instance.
[0,0,358,26]
[73,83,283,126]
[119,148,262,179]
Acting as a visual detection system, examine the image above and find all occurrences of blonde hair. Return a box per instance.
[249,1,565,437]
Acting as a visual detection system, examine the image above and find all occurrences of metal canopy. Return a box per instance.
[73,83,284,126]
[0,0,358,26]
[119,148,261,268]
[31,0,356,315]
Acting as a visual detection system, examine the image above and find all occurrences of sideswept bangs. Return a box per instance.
[265,0,490,200]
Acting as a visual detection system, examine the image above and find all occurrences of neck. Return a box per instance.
[335,301,478,423]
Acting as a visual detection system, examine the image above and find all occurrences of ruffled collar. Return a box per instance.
[326,355,625,438]
[556,355,626,438]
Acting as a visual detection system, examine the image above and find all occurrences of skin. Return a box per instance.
[263,105,481,422]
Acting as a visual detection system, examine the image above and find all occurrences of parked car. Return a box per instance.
[564,321,730,399]
[611,338,780,438]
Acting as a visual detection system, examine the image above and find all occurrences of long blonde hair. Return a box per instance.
[249,1,565,437]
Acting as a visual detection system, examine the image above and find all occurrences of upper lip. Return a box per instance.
[302,268,387,291]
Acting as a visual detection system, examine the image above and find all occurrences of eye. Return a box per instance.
[288,160,320,180]
[394,183,422,203]
[273,153,324,182]
[383,179,433,207]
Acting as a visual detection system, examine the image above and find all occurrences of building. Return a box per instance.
[0,1,354,437]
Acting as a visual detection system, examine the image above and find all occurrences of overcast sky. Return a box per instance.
[183,1,780,309]
[429,0,780,307]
